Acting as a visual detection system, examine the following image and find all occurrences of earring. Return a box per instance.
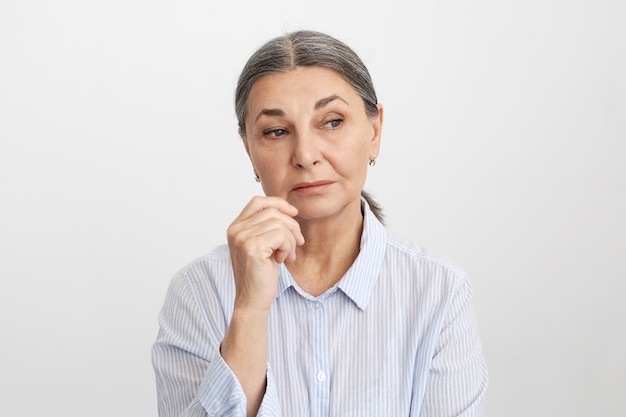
[368,159,376,167]
[254,173,261,183]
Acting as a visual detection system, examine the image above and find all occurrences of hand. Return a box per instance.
[226,196,305,313]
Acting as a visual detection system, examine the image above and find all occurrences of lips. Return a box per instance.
[291,180,335,192]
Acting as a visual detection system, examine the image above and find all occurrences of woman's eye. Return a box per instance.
[324,118,343,129]
[264,128,287,138]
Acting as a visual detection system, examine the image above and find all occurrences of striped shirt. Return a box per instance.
[152,201,488,416]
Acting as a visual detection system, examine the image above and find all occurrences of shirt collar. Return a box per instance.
[277,197,387,310]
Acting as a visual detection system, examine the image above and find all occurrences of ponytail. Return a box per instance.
[361,190,384,225]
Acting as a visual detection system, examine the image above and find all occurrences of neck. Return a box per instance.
[286,200,364,296]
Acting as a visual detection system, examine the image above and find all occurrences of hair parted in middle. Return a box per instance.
[235,30,379,137]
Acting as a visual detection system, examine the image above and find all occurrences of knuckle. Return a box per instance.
[251,195,266,206]
[226,225,239,241]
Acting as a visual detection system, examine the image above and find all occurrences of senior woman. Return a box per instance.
[152,30,489,417]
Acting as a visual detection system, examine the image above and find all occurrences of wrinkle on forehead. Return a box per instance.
[246,66,358,124]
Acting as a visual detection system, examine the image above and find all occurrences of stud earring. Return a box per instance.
[254,173,261,183]
[368,159,377,167]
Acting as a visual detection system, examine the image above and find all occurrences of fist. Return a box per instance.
[226,196,305,312]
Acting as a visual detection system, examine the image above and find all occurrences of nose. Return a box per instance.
[291,129,321,168]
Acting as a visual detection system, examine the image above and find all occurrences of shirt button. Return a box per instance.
[316,371,326,382]
[313,301,322,309]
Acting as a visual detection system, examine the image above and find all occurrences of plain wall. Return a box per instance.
[1,0,624,416]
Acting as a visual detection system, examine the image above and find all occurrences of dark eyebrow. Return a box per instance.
[254,95,348,123]
[254,108,286,123]
[315,94,349,110]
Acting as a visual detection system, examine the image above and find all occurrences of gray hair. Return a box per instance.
[234,30,383,223]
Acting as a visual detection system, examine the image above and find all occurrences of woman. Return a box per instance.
[152,30,488,417]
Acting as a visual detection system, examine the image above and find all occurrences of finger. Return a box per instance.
[271,234,298,264]
[245,226,297,264]
[231,207,305,246]
[256,211,305,246]
[273,248,291,264]
[237,196,299,221]
[258,221,298,254]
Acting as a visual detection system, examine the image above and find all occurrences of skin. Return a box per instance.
[222,66,383,416]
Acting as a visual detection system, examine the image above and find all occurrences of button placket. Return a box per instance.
[310,298,330,415]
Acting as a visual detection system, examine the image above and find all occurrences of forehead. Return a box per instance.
[247,66,358,110]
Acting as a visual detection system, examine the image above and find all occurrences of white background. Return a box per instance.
[1,0,624,416]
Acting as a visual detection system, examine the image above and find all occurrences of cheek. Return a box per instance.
[253,152,290,190]
[345,131,374,163]
[250,145,285,170]
[333,145,369,180]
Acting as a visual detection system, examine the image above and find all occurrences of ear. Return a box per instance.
[369,103,384,160]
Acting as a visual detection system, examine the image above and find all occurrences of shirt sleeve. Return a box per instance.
[151,270,282,417]
[416,274,489,417]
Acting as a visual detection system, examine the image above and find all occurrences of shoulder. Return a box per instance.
[167,244,234,293]
[382,231,472,294]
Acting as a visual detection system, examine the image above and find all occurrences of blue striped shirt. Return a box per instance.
[152,201,488,416]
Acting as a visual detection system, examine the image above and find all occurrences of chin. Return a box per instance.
[292,196,359,221]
